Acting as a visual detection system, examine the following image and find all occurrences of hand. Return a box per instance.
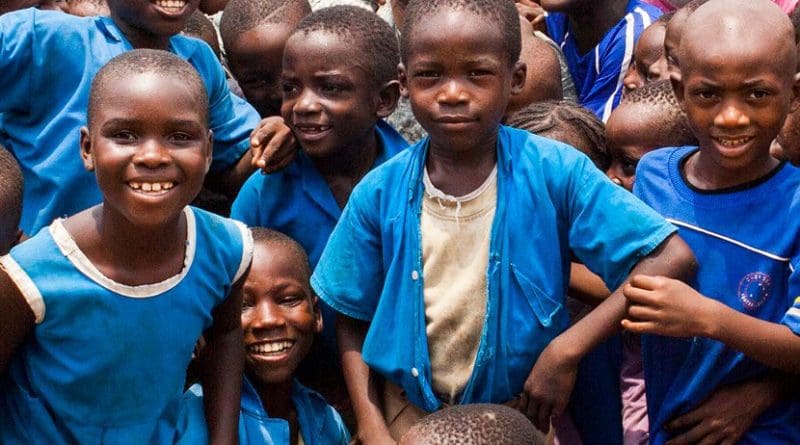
[664,378,780,445]
[622,275,721,338]
[518,341,579,433]
[249,116,297,174]
[516,0,547,33]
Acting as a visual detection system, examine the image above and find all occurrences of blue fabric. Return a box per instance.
[546,1,661,121]
[182,378,350,445]
[0,8,260,235]
[311,125,676,411]
[634,147,800,445]
[0,207,249,444]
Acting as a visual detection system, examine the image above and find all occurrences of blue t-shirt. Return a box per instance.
[311,125,676,411]
[546,1,661,121]
[0,9,260,235]
[0,207,252,444]
[634,147,800,445]
[181,378,350,445]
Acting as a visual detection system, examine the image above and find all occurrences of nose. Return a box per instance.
[293,87,321,115]
[437,78,468,105]
[714,102,750,128]
[248,300,285,332]
[132,138,170,168]
[606,165,624,186]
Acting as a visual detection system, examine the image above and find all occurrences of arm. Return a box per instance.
[199,274,246,445]
[520,234,696,432]
[623,276,800,373]
[568,262,611,306]
[336,314,394,445]
[0,266,35,375]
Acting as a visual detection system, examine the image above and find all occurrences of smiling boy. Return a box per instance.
[0,0,259,236]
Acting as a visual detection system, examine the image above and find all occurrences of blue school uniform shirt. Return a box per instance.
[311,125,676,411]
[545,1,661,121]
[0,207,253,444]
[0,8,260,235]
[181,378,350,445]
[634,147,800,445]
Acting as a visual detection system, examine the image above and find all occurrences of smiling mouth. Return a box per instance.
[294,125,332,134]
[248,340,295,357]
[712,136,753,148]
[128,181,175,194]
[151,0,188,14]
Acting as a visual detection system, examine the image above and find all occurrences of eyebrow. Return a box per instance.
[100,118,204,128]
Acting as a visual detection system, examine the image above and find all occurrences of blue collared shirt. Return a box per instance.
[311,125,676,411]
[0,9,260,234]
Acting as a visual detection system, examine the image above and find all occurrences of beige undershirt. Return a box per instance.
[421,166,497,404]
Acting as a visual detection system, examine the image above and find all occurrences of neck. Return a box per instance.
[684,150,780,191]
[97,206,186,263]
[111,15,171,50]
[253,377,295,421]
[426,133,498,196]
[568,0,629,54]
[311,133,379,182]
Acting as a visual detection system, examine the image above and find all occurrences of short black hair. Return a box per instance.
[791,5,800,43]
[0,145,23,236]
[183,10,221,59]
[621,79,696,146]
[399,404,546,445]
[401,0,520,67]
[219,0,311,52]
[505,100,608,170]
[250,227,312,286]
[88,49,209,127]
[292,5,400,86]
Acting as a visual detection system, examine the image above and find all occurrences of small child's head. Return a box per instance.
[505,100,609,170]
[281,5,400,158]
[81,49,212,227]
[399,0,525,152]
[220,0,311,117]
[0,146,23,255]
[398,404,546,445]
[607,80,695,190]
[772,5,800,166]
[672,0,799,171]
[64,0,109,16]
[182,10,221,59]
[106,0,199,47]
[663,0,708,77]
[506,16,563,115]
[242,228,322,386]
[623,14,671,94]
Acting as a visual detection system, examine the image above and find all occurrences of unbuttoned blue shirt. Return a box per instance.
[182,378,350,445]
[311,125,676,411]
[0,8,260,234]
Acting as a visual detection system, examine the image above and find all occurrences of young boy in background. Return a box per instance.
[0,0,259,235]
[625,1,800,443]
[622,13,671,95]
[311,0,695,441]
[220,0,311,118]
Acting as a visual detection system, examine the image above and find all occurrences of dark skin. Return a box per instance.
[540,0,630,54]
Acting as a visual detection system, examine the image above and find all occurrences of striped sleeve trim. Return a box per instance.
[233,221,253,283]
[0,255,45,324]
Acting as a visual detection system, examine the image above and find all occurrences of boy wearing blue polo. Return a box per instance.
[0,0,259,235]
[311,0,695,441]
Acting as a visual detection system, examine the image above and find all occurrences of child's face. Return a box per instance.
[80,72,212,228]
[280,30,384,158]
[242,243,321,385]
[663,9,689,78]
[107,0,198,43]
[400,9,525,154]
[623,24,668,94]
[228,23,294,118]
[506,15,562,113]
[673,30,797,172]
[605,104,661,191]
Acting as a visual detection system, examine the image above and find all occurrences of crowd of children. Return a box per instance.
[1,0,800,443]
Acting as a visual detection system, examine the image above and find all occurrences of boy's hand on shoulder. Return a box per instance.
[621,275,721,339]
[249,117,297,174]
[664,377,781,445]
[518,340,579,433]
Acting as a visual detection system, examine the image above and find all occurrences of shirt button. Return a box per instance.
[411,367,419,377]
[411,270,419,281]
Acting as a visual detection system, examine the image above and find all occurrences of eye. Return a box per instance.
[281,295,304,307]
[242,298,255,312]
[621,156,639,176]
[414,70,439,78]
[282,82,299,96]
[112,130,137,142]
[468,69,493,77]
[169,132,193,142]
[321,83,345,94]
[749,89,771,100]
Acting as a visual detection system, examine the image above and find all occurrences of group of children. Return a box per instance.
[2,0,800,443]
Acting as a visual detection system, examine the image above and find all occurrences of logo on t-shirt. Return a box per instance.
[738,272,771,311]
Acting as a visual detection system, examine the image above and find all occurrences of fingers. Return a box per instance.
[666,406,704,432]
[620,319,661,334]
[665,422,711,445]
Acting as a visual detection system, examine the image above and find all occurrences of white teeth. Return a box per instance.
[129,181,175,193]
[154,0,186,10]
[716,137,751,147]
[152,183,162,192]
[249,341,294,355]
[130,181,141,190]
[142,183,152,192]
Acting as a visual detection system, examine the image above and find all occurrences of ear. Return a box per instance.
[311,294,323,334]
[79,126,95,172]
[376,79,401,119]
[790,71,800,113]
[398,63,410,99]
[204,129,214,174]
[669,71,686,112]
[510,61,527,96]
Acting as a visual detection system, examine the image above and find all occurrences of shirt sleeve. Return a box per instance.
[0,9,36,114]
[567,154,677,291]
[230,171,262,226]
[310,172,386,321]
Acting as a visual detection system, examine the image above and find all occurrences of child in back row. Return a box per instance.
[310,0,695,441]
[183,228,350,445]
[231,5,407,413]
[623,1,800,442]
[0,50,251,444]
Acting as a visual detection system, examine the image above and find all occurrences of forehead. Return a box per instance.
[248,242,309,285]
[93,72,205,124]
[284,29,369,74]
[230,23,294,61]
[607,104,673,149]
[680,31,794,82]
[405,9,507,64]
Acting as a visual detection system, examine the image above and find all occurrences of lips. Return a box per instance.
[292,123,332,142]
[247,340,295,358]
[712,135,754,148]
[127,180,176,195]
